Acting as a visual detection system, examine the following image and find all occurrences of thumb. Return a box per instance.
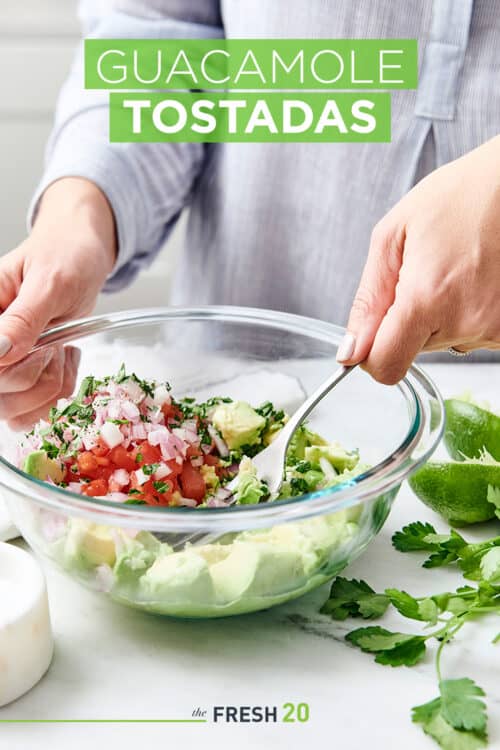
[0,273,55,366]
[337,218,405,364]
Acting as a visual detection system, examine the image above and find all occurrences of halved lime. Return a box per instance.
[409,460,500,526]
[444,399,500,461]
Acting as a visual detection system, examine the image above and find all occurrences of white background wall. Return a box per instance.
[0,0,182,314]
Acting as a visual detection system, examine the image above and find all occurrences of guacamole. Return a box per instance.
[20,366,367,617]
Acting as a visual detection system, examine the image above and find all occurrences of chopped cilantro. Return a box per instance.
[153,480,169,493]
[41,439,59,459]
[290,477,309,496]
[143,463,160,476]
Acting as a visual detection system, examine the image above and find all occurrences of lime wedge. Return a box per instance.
[409,460,500,526]
[444,399,500,461]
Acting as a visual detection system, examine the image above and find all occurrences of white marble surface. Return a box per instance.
[1,363,499,750]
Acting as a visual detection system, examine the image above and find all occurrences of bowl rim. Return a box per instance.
[0,306,445,532]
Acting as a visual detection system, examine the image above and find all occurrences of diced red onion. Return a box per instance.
[152,385,171,406]
[102,492,129,503]
[147,426,169,446]
[208,425,229,457]
[82,425,100,450]
[177,495,198,507]
[111,468,129,487]
[154,463,172,479]
[122,400,140,421]
[207,496,231,508]
[172,427,188,442]
[131,423,147,441]
[134,468,149,486]
[100,421,124,449]
[120,379,145,403]
[215,487,233,500]
[190,456,203,467]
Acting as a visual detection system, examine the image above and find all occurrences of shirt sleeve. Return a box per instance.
[28,0,223,292]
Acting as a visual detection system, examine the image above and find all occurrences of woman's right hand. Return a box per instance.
[0,177,116,428]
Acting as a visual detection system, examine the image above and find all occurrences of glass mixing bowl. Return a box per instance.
[0,307,444,618]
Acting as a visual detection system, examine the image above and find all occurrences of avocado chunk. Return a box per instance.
[141,550,216,604]
[58,519,117,569]
[304,442,358,472]
[211,401,266,450]
[234,456,268,504]
[24,450,64,483]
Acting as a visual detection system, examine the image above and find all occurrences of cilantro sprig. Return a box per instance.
[320,519,500,749]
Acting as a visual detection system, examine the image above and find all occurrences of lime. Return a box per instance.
[409,461,500,526]
[444,399,500,461]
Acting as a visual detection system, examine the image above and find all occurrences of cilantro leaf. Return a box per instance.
[320,577,390,620]
[115,363,127,383]
[345,626,426,667]
[440,678,487,734]
[422,531,468,569]
[479,547,500,583]
[412,695,487,750]
[392,521,438,552]
[392,521,436,552]
[385,588,439,625]
[75,375,95,402]
[392,523,468,569]
[458,539,500,581]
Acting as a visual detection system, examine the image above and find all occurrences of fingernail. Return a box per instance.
[0,335,13,358]
[337,332,356,362]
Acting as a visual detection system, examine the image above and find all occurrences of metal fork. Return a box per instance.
[157,364,355,550]
[227,363,355,495]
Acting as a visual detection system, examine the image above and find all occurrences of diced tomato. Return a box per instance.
[95,465,114,481]
[130,477,173,506]
[82,478,108,497]
[161,403,183,421]
[132,441,161,466]
[91,440,110,458]
[179,462,206,503]
[63,466,77,484]
[186,444,201,459]
[166,458,183,477]
[203,454,219,467]
[95,456,110,467]
[77,451,99,478]
[109,445,136,472]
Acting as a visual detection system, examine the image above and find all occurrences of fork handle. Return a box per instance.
[275,364,356,451]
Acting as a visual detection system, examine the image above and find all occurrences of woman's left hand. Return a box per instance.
[338,135,500,383]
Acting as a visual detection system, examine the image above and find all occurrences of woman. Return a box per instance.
[0,0,498,426]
